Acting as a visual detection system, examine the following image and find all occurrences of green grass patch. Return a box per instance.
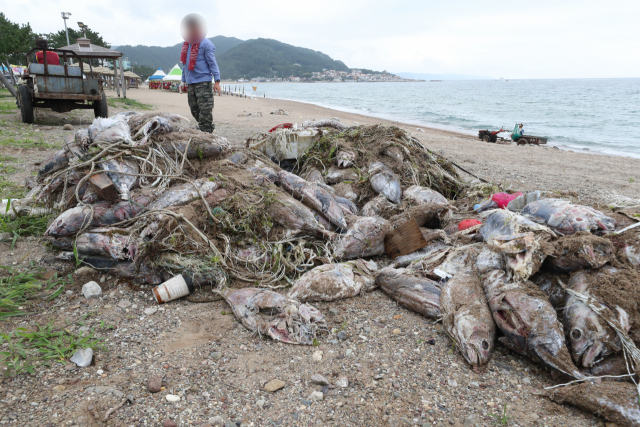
[0,102,17,114]
[0,209,52,249]
[108,97,153,110]
[0,322,107,376]
[0,88,14,99]
[0,266,70,319]
[0,178,25,199]
[0,134,56,149]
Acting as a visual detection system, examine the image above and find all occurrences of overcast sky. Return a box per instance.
[5,0,639,79]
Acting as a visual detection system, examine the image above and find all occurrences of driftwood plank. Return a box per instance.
[385,218,428,260]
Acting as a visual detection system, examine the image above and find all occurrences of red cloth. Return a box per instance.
[458,219,482,231]
[491,192,523,209]
[180,42,200,71]
[268,123,294,133]
[35,51,61,66]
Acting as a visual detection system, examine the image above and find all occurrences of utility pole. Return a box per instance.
[61,12,72,64]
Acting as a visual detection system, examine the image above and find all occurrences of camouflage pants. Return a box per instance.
[187,81,214,133]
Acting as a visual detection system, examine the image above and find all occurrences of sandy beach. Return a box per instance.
[0,85,639,427]
[130,85,640,203]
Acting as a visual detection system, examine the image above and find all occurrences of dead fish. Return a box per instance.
[278,170,347,231]
[564,269,629,368]
[126,112,187,135]
[88,116,131,144]
[325,167,358,185]
[545,381,640,426]
[482,270,582,378]
[480,209,553,281]
[523,199,616,235]
[393,241,451,268]
[45,191,153,238]
[545,232,614,273]
[334,215,390,260]
[432,244,503,276]
[148,179,220,210]
[76,228,137,261]
[581,354,638,380]
[75,128,91,149]
[314,212,335,233]
[376,267,441,318]
[80,256,162,285]
[267,191,332,238]
[160,136,230,159]
[302,168,325,185]
[531,273,566,309]
[334,196,358,216]
[101,158,139,200]
[221,287,327,345]
[38,148,71,177]
[227,151,248,165]
[384,144,405,162]
[369,162,401,204]
[133,116,174,145]
[248,166,280,183]
[403,185,448,205]
[609,229,640,267]
[441,273,495,366]
[335,149,355,168]
[332,183,357,203]
[288,259,378,302]
[361,195,395,217]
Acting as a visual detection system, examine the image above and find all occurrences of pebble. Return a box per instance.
[144,307,157,315]
[62,124,73,130]
[336,377,349,388]
[345,349,353,356]
[392,328,401,335]
[328,308,339,316]
[165,394,180,402]
[448,379,458,387]
[208,416,226,426]
[210,351,223,361]
[147,374,163,393]
[310,374,330,385]
[256,399,265,408]
[310,391,324,401]
[70,348,93,367]
[312,350,323,361]
[81,281,102,300]
[264,379,285,392]
[162,420,177,427]
[118,299,132,309]
[337,331,347,341]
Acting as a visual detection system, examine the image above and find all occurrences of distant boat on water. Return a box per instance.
[429,80,442,82]
[498,77,509,81]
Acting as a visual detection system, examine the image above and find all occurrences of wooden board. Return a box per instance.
[385,219,428,260]
[89,173,119,202]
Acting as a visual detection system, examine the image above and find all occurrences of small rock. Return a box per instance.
[81,281,102,300]
[312,350,323,361]
[310,391,324,401]
[73,266,97,281]
[147,375,163,393]
[310,374,330,385]
[165,394,180,402]
[144,307,157,316]
[448,379,457,387]
[256,399,265,408]
[337,331,347,341]
[70,348,93,367]
[335,377,349,388]
[0,232,12,241]
[62,124,73,131]
[210,351,223,361]
[345,349,353,356]
[328,308,338,316]
[118,299,132,309]
[208,416,226,426]
[264,379,285,392]
[392,328,401,335]
[163,420,177,427]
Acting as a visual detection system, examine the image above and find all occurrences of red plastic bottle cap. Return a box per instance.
[458,219,482,231]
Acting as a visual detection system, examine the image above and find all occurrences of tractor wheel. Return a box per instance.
[517,137,528,145]
[482,135,490,142]
[94,92,108,118]
[18,84,34,124]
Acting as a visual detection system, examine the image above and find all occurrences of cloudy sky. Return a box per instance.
[5,0,639,79]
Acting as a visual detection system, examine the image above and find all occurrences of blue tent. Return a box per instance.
[148,67,166,81]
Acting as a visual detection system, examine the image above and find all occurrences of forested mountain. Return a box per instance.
[116,36,350,79]
[115,36,244,72]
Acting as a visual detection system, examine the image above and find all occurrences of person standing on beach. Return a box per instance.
[179,14,222,133]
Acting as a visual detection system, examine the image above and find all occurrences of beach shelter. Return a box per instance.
[162,64,182,82]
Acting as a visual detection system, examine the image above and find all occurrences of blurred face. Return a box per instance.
[181,13,207,44]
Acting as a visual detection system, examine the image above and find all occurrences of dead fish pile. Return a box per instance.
[6,116,640,425]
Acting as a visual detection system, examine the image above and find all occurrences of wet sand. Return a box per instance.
[125,86,640,203]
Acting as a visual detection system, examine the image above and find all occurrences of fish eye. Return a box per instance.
[571,329,582,340]
[482,341,489,350]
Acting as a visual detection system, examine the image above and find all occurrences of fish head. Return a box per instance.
[452,311,494,366]
[335,150,355,168]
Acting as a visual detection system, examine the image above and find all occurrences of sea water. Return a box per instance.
[247,79,640,159]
